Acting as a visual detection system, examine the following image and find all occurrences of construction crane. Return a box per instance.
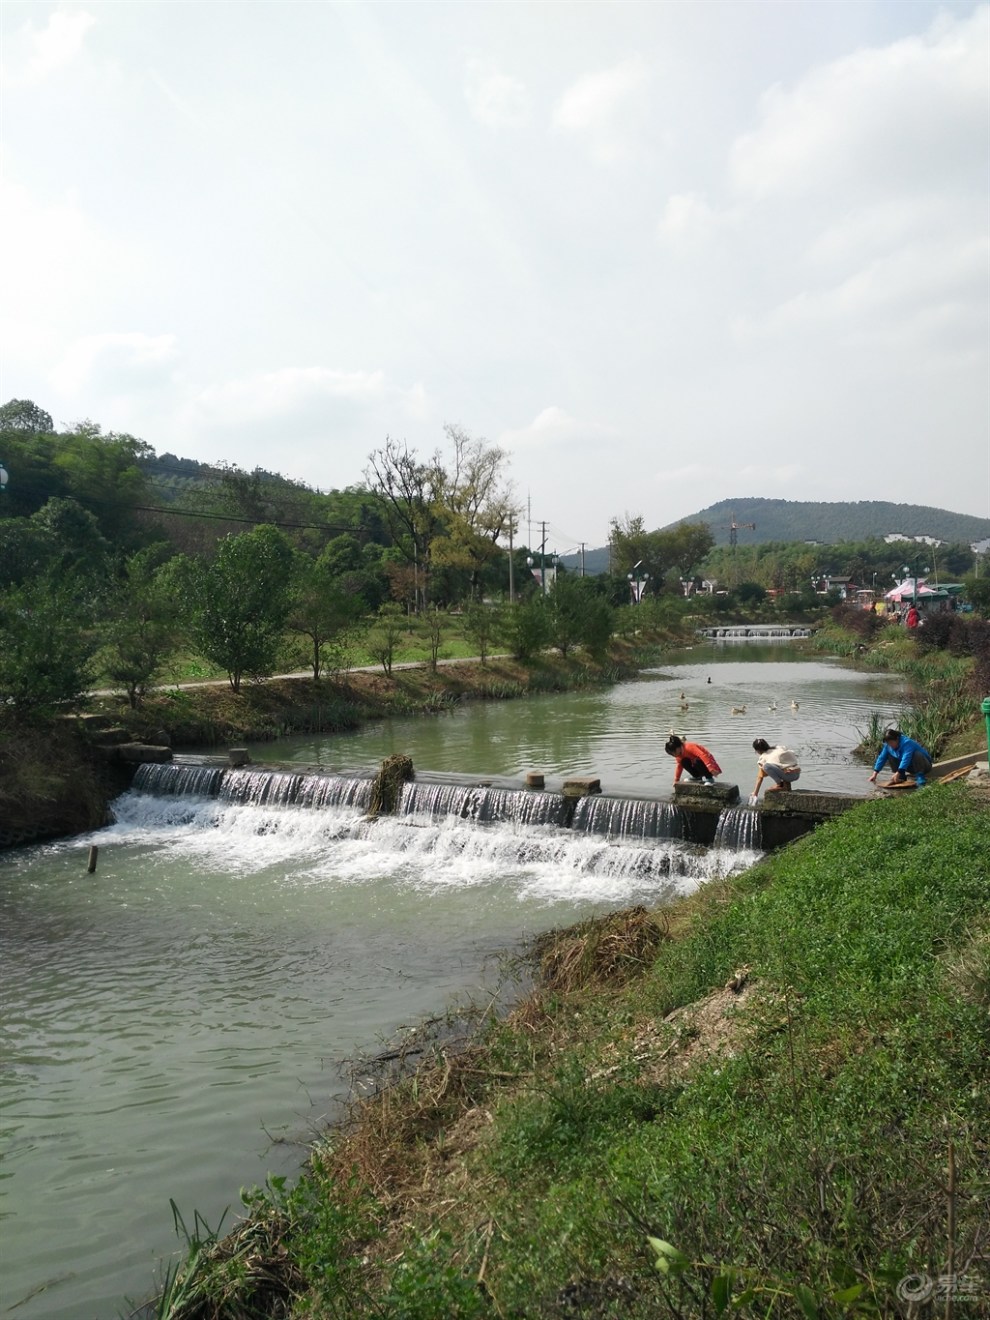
[718,512,756,547]
[715,512,757,587]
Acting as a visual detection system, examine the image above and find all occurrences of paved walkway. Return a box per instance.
[90,654,511,699]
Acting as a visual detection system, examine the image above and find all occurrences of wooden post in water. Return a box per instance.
[87,846,98,874]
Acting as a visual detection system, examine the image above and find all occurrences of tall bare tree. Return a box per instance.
[364,437,445,611]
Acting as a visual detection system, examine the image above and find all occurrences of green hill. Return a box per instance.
[663,498,990,547]
[558,499,989,575]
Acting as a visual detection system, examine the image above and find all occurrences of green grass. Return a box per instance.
[155,786,990,1319]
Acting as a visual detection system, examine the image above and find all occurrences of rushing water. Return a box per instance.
[0,646,898,1318]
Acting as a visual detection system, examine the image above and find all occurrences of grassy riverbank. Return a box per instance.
[155,784,989,1320]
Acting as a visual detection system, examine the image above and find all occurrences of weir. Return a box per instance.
[131,760,860,856]
[695,625,812,639]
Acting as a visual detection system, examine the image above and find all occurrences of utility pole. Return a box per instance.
[579,542,586,577]
[508,517,515,603]
[540,520,547,596]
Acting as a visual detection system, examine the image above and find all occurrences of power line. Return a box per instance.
[132,504,362,533]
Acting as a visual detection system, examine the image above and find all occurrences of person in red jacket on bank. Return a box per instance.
[665,735,722,786]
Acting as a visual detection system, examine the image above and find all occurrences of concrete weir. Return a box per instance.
[674,781,861,849]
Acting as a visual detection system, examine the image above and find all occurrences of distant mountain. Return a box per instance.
[557,499,990,575]
[663,499,990,548]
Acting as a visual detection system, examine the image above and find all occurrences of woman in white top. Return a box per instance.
[751,738,801,798]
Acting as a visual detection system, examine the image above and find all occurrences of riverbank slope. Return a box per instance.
[158,782,989,1319]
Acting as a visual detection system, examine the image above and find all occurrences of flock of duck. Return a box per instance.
[676,689,800,716]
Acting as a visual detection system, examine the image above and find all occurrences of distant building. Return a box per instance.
[884,532,945,547]
[972,537,990,556]
[815,576,857,599]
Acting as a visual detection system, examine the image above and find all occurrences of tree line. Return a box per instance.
[3,397,985,719]
[0,401,630,714]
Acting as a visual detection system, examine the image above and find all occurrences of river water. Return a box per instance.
[0,645,899,1318]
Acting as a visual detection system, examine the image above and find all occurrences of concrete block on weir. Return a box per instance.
[758,789,860,817]
[525,772,545,789]
[675,782,740,808]
[117,743,173,764]
[229,748,251,767]
[562,777,601,797]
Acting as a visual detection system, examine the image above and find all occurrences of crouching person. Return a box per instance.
[751,739,801,798]
[665,735,722,787]
[868,729,933,789]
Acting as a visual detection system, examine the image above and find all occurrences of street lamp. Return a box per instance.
[627,561,648,604]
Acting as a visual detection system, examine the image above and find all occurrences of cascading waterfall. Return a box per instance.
[713,805,763,850]
[399,781,571,827]
[571,794,686,840]
[133,762,225,797]
[121,761,762,887]
[697,625,811,639]
[134,761,373,810]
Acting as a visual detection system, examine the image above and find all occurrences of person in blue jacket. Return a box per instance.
[868,729,933,788]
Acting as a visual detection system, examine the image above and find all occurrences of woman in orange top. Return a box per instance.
[665,735,722,786]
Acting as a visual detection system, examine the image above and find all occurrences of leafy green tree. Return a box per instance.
[177,525,295,692]
[463,602,503,665]
[0,428,64,516]
[0,517,60,588]
[319,533,364,578]
[608,514,666,581]
[288,550,364,681]
[52,422,152,550]
[432,424,516,600]
[0,399,54,433]
[545,573,586,657]
[365,603,406,677]
[417,605,449,672]
[503,598,551,661]
[0,574,98,717]
[31,497,111,583]
[545,575,615,658]
[102,546,179,707]
[963,573,990,619]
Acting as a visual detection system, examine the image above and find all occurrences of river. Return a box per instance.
[0,645,899,1318]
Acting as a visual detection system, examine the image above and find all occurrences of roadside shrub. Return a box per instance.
[830,603,883,641]
[916,611,966,653]
[503,599,551,661]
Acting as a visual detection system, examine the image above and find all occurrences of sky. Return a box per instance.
[1,1,988,554]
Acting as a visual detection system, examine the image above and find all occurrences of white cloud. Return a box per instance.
[191,367,388,426]
[0,171,137,359]
[736,232,989,364]
[552,57,649,163]
[52,332,179,394]
[657,191,722,244]
[651,463,714,483]
[729,8,989,202]
[2,7,96,87]
[498,406,614,452]
[464,58,529,127]
[735,463,804,486]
